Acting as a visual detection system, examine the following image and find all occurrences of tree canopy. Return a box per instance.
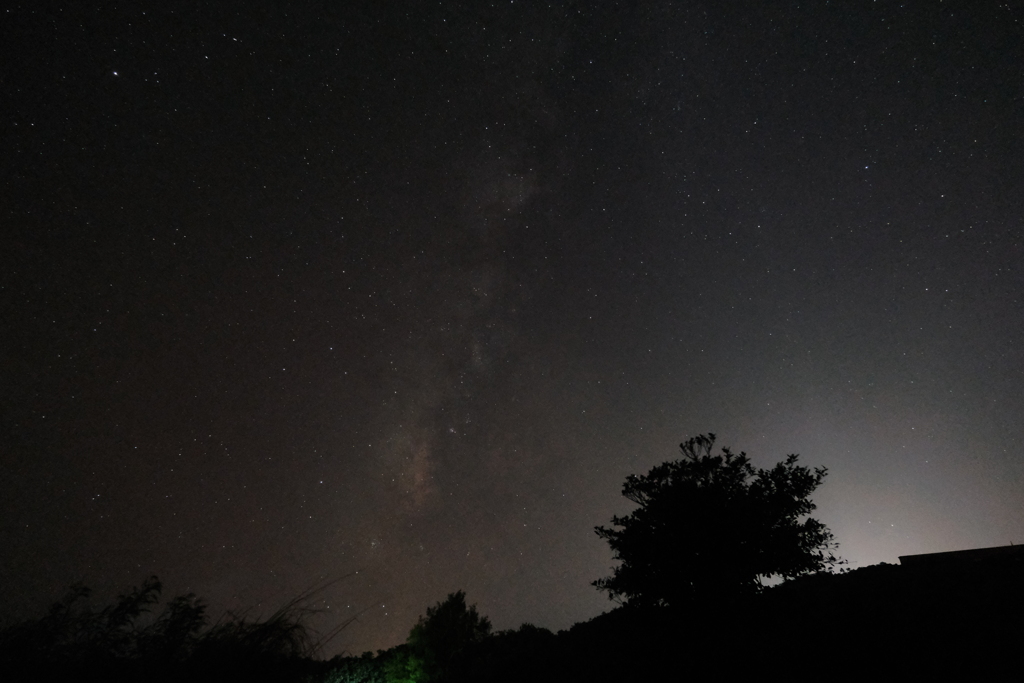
[401,591,491,682]
[594,434,841,607]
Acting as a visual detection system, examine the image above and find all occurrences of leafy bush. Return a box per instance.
[0,577,338,683]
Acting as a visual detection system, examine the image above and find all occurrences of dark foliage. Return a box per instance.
[318,591,492,683]
[0,577,336,683]
[450,554,1024,681]
[449,623,558,683]
[13,557,1021,683]
[320,648,397,683]
[594,434,841,607]
[406,591,491,682]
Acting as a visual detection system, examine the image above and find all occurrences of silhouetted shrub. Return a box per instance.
[0,577,334,683]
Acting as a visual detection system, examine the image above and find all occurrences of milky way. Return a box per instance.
[2,2,1022,653]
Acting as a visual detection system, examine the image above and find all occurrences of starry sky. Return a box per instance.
[2,1,1022,655]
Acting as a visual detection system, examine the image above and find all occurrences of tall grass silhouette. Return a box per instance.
[0,575,357,683]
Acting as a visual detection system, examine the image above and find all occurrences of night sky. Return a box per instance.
[2,1,1022,655]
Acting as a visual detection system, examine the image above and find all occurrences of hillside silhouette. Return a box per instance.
[9,551,1019,682]
[4,438,1022,681]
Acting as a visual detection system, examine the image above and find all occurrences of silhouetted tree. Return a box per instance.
[594,434,840,607]
[405,591,491,682]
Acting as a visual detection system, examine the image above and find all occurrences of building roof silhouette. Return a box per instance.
[898,544,1024,570]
